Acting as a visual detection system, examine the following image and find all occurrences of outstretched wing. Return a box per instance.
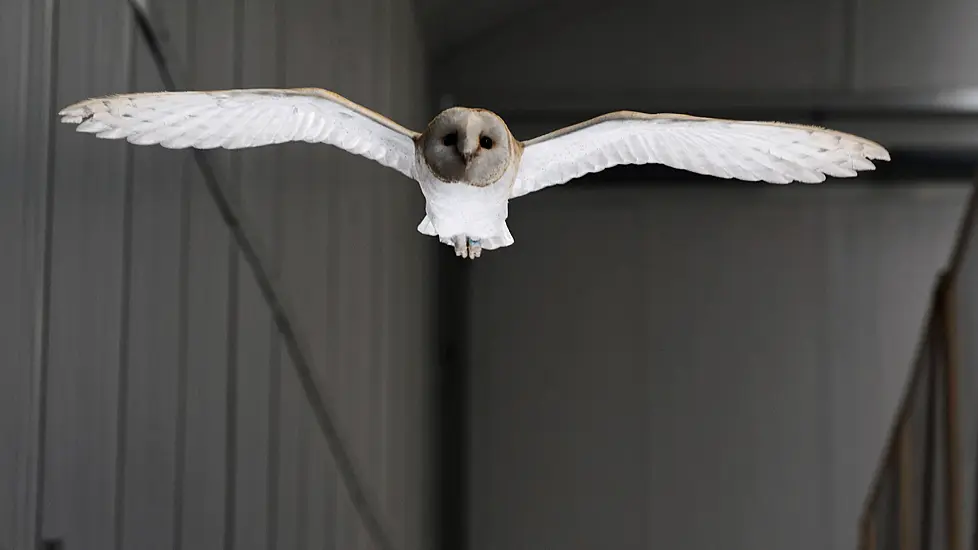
[511,111,890,198]
[59,88,421,180]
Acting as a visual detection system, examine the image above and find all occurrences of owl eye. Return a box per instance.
[442,133,457,147]
[480,136,494,149]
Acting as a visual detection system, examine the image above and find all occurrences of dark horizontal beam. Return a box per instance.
[451,89,978,122]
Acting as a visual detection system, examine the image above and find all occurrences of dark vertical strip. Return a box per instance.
[295,417,309,550]
[113,13,138,550]
[31,0,60,546]
[222,0,244,548]
[971,399,978,550]
[939,281,963,550]
[436,249,469,550]
[921,332,937,550]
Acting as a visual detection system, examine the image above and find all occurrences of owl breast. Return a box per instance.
[416,159,517,243]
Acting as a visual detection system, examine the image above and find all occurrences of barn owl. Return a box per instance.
[60,88,890,259]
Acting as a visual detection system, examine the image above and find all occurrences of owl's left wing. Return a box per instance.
[511,111,890,198]
[59,88,421,180]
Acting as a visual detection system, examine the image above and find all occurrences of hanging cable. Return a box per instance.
[125,2,397,549]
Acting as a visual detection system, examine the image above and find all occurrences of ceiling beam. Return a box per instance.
[451,88,978,122]
[429,0,629,68]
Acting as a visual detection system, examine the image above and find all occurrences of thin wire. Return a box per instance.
[124,3,396,550]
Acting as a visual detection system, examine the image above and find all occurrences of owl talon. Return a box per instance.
[453,235,467,258]
[452,235,483,259]
[467,238,482,259]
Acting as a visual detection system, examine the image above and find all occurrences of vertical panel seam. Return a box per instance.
[29,0,61,546]
[171,4,198,548]
[112,10,138,550]
[13,0,33,540]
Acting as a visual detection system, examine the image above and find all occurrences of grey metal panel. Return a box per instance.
[179,178,232,550]
[345,4,377,549]
[275,0,349,547]
[854,0,978,90]
[639,189,830,550]
[10,1,434,549]
[0,0,23,543]
[0,1,43,548]
[178,0,238,547]
[466,183,968,550]
[417,0,546,54]
[41,1,134,550]
[233,265,280,550]
[117,26,189,550]
[435,0,848,106]
[387,5,437,548]
[823,185,969,550]
[14,2,59,548]
[232,0,283,549]
[342,3,385,549]
[273,360,303,550]
[468,188,651,550]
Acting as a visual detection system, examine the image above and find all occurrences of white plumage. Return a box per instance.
[60,88,890,259]
[61,88,419,179]
[514,112,890,197]
[414,143,519,256]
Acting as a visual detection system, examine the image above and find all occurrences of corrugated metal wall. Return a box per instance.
[0,1,436,550]
[464,182,971,550]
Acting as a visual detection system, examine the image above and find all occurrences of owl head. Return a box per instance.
[420,107,514,187]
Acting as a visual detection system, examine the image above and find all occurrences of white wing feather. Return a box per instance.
[511,112,891,198]
[59,88,420,180]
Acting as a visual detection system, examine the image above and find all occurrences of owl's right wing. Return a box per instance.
[511,111,890,198]
[59,88,421,180]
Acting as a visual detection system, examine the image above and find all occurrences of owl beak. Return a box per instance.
[458,140,478,165]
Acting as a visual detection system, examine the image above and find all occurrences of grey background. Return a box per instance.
[3,0,978,550]
[465,184,969,550]
[2,1,434,549]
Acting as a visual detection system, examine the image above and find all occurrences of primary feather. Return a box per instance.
[59,88,421,180]
[512,111,891,198]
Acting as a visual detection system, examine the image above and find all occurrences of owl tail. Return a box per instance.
[416,216,514,250]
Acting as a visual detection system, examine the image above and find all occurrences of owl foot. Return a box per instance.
[452,235,482,259]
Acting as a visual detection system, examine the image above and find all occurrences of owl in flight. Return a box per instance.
[60,88,889,259]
